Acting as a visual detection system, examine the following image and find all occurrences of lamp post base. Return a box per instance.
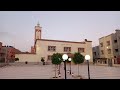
[87,60,90,79]
[53,77,58,78]
[64,61,67,79]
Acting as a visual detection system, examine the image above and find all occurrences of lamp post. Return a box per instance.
[58,58,61,75]
[68,58,71,75]
[62,54,68,79]
[85,55,90,79]
[106,46,109,66]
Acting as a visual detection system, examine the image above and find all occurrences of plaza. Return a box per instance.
[1,12,120,80]
[0,63,120,79]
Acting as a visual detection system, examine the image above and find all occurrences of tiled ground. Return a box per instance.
[0,63,120,79]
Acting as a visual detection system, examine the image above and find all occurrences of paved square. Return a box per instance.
[0,63,120,79]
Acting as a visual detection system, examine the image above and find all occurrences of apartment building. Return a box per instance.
[0,42,2,52]
[0,42,2,62]
[0,42,21,63]
[99,29,120,64]
[92,45,100,62]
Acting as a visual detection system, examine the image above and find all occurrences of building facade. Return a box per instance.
[34,23,93,63]
[1,46,16,63]
[0,43,16,63]
[92,46,100,62]
[99,29,120,64]
[0,42,2,53]
[16,23,93,63]
[0,42,3,62]
[31,46,35,53]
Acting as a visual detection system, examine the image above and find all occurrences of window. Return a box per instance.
[114,40,117,43]
[48,46,56,51]
[100,43,103,47]
[64,47,71,52]
[115,49,118,52]
[11,55,13,58]
[93,52,96,56]
[104,60,107,64]
[78,48,85,53]
[107,49,111,54]
[101,50,104,55]
[36,29,40,32]
[48,55,52,60]
[106,41,110,46]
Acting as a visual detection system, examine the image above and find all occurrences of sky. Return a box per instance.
[0,11,120,52]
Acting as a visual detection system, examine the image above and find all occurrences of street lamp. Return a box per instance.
[85,55,90,79]
[62,54,68,79]
[58,58,61,75]
[106,46,109,66]
[106,46,112,66]
[68,58,71,75]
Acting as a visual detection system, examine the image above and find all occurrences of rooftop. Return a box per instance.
[35,39,92,45]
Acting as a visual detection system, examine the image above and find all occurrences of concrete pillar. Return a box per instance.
[107,58,108,65]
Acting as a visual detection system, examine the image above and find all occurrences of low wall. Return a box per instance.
[15,54,39,63]
[0,63,6,67]
[113,64,120,67]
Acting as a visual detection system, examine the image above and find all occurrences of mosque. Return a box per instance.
[15,23,93,64]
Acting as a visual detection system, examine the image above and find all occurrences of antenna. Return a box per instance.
[37,21,40,26]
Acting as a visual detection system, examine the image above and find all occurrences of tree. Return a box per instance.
[51,53,62,78]
[73,52,84,77]
[41,58,45,65]
[15,58,19,61]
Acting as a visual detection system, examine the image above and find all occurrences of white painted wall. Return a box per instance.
[15,54,40,62]
[15,40,93,63]
[36,40,93,62]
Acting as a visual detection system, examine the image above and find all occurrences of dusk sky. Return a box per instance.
[0,11,120,52]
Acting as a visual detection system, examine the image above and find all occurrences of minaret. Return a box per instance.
[34,22,42,53]
[35,22,42,41]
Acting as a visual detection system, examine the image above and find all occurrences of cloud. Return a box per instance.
[0,32,14,38]
[0,32,19,41]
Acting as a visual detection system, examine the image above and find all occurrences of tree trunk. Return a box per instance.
[78,64,79,76]
[59,64,60,74]
[55,65,56,78]
[57,65,58,69]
